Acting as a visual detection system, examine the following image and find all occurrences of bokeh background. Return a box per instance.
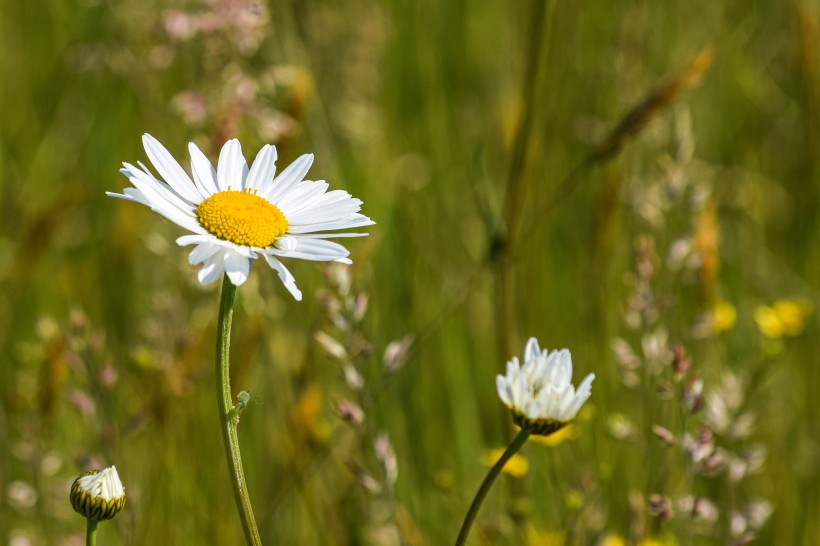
[1,0,819,544]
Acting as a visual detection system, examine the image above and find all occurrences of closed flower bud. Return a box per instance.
[70,466,125,521]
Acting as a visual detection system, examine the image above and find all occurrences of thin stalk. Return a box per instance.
[216,275,262,546]
[497,0,550,257]
[491,0,551,532]
[492,0,552,376]
[85,519,97,546]
[455,429,530,546]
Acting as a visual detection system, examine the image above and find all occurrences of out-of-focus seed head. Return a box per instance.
[648,494,674,519]
[672,345,690,379]
[336,399,365,428]
[343,364,365,391]
[383,335,414,375]
[652,425,677,447]
[374,433,398,486]
[677,495,719,523]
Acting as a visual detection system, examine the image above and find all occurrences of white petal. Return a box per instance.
[142,134,203,204]
[177,234,216,247]
[285,195,363,225]
[543,351,564,386]
[178,234,256,258]
[291,232,370,239]
[106,190,145,205]
[277,180,353,216]
[262,154,314,202]
[238,246,258,259]
[217,139,249,191]
[187,243,222,265]
[286,215,376,235]
[262,255,302,300]
[245,144,278,192]
[121,164,193,216]
[198,251,227,285]
[274,180,330,216]
[554,387,575,421]
[526,356,548,388]
[524,337,541,363]
[565,373,595,418]
[576,372,595,395]
[267,237,350,262]
[530,389,548,418]
[188,142,219,197]
[511,374,528,409]
[121,187,150,204]
[496,376,512,406]
[119,165,204,234]
[506,357,520,377]
[555,350,573,386]
[224,252,251,286]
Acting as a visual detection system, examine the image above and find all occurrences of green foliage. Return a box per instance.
[1,0,818,544]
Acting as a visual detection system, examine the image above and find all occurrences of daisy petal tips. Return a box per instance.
[108,135,374,300]
[496,337,594,437]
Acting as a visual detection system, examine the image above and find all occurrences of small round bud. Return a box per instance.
[70,466,125,521]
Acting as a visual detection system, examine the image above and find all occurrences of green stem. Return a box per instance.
[86,519,97,546]
[455,429,531,546]
[216,275,263,546]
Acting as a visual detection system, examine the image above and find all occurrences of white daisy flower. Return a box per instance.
[496,337,595,436]
[108,134,374,300]
[70,466,126,521]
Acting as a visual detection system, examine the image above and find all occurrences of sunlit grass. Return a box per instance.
[1,0,818,545]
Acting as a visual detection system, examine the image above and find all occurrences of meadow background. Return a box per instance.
[1,0,819,544]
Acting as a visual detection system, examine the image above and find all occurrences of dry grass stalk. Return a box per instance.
[592,45,716,162]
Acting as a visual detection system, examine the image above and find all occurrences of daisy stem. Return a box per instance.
[216,275,263,546]
[85,519,97,546]
[455,429,531,546]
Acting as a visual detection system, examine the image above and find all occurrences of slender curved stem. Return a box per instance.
[85,519,97,546]
[216,275,262,546]
[455,429,531,546]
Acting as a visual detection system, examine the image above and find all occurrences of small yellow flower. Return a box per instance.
[638,535,678,546]
[754,306,781,338]
[640,535,678,546]
[599,533,625,546]
[530,424,577,446]
[754,299,812,338]
[773,299,812,335]
[291,383,330,442]
[599,534,677,546]
[711,300,737,333]
[480,449,528,477]
[525,526,564,546]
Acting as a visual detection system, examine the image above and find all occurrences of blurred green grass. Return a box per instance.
[1,0,819,544]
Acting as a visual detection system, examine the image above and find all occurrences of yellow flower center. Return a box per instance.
[196,190,288,247]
